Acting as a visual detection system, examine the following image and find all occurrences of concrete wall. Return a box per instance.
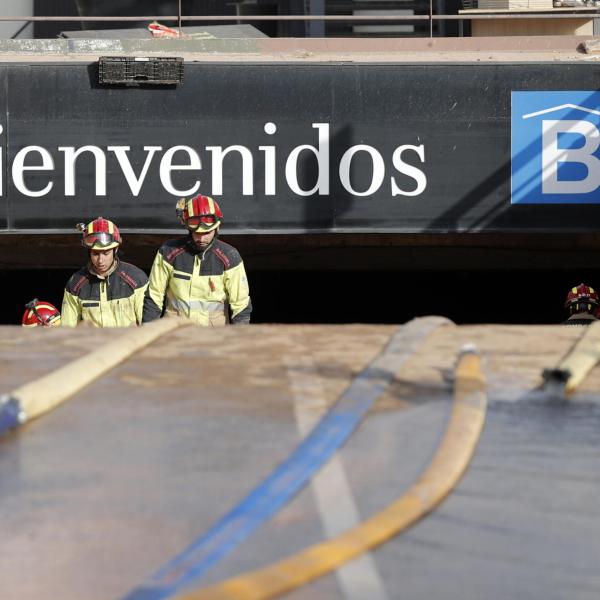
[0,0,33,39]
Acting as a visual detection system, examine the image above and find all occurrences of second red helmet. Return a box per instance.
[181,195,223,233]
[22,299,61,327]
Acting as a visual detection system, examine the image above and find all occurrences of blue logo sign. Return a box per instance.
[512,91,600,204]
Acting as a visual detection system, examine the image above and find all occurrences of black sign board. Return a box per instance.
[1,61,600,234]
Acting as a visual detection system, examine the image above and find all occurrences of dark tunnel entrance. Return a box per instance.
[3,233,600,326]
[3,267,599,327]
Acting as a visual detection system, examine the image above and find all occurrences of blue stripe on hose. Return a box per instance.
[0,397,24,436]
[120,315,441,600]
[123,373,390,600]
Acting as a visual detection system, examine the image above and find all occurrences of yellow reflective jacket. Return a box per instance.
[142,236,251,326]
[61,261,148,327]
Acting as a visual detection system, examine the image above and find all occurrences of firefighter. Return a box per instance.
[61,217,148,327]
[142,194,251,326]
[21,299,61,327]
[563,283,599,326]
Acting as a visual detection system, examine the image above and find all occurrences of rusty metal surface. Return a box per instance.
[1,323,599,600]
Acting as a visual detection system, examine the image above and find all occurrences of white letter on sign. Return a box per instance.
[285,123,330,196]
[159,145,201,196]
[13,146,54,197]
[542,120,600,194]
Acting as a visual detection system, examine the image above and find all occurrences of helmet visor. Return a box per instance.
[186,215,218,231]
[83,232,117,249]
[42,312,61,326]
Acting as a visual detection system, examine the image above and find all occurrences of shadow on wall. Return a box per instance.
[298,124,356,232]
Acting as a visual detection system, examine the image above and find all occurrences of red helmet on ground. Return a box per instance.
[565,284,599,313]
[22,299,61,327]
[180,194,223,233]
[77,217,122,250]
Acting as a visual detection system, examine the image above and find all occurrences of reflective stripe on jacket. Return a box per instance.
[142,236,251,326]
[562,314,598,326]
[61,261,148,327]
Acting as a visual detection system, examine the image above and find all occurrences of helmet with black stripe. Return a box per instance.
[22,299,61,327]
[565,283,599,315]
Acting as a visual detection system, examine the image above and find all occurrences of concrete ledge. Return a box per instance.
[0,35,592,63]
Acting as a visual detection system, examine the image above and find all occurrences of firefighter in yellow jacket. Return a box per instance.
[61,217,148,327]
[142,194,251,326]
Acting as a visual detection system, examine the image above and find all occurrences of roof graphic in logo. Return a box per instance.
[522,103,600,120]
[512,92,600,205]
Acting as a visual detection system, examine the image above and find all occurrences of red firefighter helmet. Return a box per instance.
[77,217,122,250]
[565,284,599,313]
[180,194,223,233]
[22,299,61,327]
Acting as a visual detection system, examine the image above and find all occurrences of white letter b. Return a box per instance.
[542,119,600,194]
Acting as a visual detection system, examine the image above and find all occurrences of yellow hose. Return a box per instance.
[178,348,487,600]
[5,318,188,424]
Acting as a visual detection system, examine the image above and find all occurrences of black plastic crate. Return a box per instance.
[98,56,184,85]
